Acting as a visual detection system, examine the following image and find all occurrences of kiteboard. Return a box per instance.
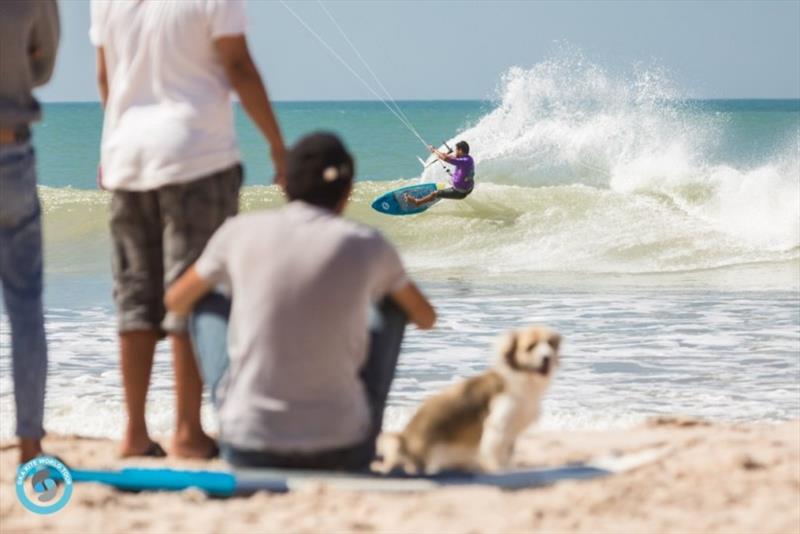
[371,182,445,216]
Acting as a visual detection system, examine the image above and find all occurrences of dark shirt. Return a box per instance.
[0,0,60,127]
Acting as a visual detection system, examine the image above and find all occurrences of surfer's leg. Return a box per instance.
[405,191,438,206]
[436,187,472,200]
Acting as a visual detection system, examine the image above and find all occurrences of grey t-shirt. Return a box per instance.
[195,201,408,453]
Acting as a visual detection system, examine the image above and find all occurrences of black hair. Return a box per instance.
[285,132,355,210]
[455,140,470,154]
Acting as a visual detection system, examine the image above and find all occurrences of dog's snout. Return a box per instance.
[540,355,551,375]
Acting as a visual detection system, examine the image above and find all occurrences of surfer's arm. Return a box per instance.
[390,282,436,330]
[428,145,452,163]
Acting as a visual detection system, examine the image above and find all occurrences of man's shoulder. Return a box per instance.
[92,0,215,25]
[92,0,209,9]
[229,208,280,227]
[319,216,393,256]
[337,217,385,242]
[214,209,274,237]
[222,206,391,248]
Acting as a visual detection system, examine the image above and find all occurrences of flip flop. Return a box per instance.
[120,441,167,459]
[143,441,167,458]
[168,441,219,459]
[205,442,220,460]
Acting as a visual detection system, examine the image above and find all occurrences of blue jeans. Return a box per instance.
[189,293,407,470]
[0,142,47,439]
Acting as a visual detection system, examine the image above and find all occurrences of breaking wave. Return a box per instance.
[38,55,799,279]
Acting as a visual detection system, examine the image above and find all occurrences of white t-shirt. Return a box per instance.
[195,202,409,453]
[90,0,246,191]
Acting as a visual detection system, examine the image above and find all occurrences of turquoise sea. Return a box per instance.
[1,62,799,439]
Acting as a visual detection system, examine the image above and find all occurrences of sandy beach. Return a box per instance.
[1,418,798,534]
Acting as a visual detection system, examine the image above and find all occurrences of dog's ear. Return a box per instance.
[500,331,518,370]
[548,332,561,352]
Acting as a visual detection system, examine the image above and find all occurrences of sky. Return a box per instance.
[39,0,800,102]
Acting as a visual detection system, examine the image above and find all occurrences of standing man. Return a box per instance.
[0,0,60,464]
[90,0,286,458]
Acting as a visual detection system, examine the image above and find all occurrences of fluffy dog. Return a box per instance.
[374,327,560,475]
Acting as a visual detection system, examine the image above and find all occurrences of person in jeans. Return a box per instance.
[90,0,286,458]
[0,0,59,465]
[165,132,436,470]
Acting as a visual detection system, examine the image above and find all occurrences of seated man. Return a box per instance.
[165,132,435,470]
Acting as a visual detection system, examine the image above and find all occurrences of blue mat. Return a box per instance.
[64,447,667,495]
[65,463,606,496]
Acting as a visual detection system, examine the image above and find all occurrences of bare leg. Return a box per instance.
[405,191,438,207]
[170,333,216,458]
[19,439,42,464]
[118,330,158,456]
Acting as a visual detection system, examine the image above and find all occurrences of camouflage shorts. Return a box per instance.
[110,164,242,335]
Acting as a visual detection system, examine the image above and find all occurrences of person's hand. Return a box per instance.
[428,145,436,153]
[270,145,287,188]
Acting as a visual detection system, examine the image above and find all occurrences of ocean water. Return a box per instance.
[1,60,799,440]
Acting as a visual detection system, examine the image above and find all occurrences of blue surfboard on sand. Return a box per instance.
[62,447,667,495]
[371,182,445,216]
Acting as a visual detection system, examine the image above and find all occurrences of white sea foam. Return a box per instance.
[2,285,798,441]
[414,54,799,268]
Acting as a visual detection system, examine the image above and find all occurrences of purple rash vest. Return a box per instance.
[446,155,475,191]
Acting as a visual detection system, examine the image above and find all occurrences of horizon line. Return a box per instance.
[40,96,800,104]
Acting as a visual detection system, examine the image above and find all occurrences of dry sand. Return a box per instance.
[1,418,798,534]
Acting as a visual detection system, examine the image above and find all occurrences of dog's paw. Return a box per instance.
[370,459,392,474]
